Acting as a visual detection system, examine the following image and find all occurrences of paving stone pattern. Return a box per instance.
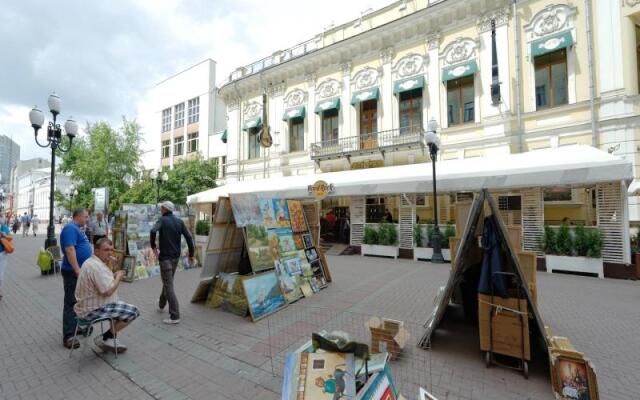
[1,235,639,399]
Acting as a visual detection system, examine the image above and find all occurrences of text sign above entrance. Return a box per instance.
[308,180,335,200]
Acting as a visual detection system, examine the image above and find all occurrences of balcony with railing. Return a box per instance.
[310,127,426,161]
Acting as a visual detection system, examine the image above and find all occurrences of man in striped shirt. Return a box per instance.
[74,238,139,352]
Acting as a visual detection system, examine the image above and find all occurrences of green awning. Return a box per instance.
[282,106,305,121]
[531,30,574,57]
[242,117,262,130]
[393,76,425,95]
[351,87,380,105]
[442,60,478,82]
[314,97,341,114]
[221,129,227,143]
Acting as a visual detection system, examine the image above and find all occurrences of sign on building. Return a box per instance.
[94,187,109,213]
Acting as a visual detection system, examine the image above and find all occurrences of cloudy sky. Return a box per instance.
[0,0,392,162]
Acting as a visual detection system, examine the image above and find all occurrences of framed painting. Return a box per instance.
[246,224,269,247]
[122,256,136,281]
[113,229,125,251]
[287,200,307,233]
[242,271,287,321]
[301,233,313,249]
[111,250,125,272]
[293,234,305,249]
[272,199,291,228]
[248,246,276,272]
[552,354,599,400]
[206,272,248,316]
[304,247,319,262]
[259,199,278,229]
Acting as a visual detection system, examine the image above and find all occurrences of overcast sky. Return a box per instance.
[0,0,392,162]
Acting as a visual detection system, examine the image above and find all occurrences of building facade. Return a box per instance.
[143,59,227,176]
[0,134,20,192]
[16,167,72,223]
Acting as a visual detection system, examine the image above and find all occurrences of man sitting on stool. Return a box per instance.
[74,238,139,352]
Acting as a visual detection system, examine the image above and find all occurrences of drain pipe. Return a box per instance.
[585,0,598,148]
[233,82,243,181]
[513,0,524,153]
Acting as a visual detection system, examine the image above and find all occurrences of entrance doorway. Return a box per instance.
[360,99,378,149]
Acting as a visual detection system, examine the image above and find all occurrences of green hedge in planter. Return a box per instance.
[364,226,379,245]
[378,222,398,246]
[195,220,211,236]
[542,225,602,258]
[413,225,423,248]
[441,225,456,249]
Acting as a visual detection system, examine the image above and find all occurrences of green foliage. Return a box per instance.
[59,119,142,212]
[631,231,640,254]
[440,225,456,249]
[572,225,589,257]
[195,220,210,236]
[364,226,378,245]
[413,225,423,248]
[542,226,557,255]
[377,222,398,246]
[585,229,602,258]
[556,225,573,256]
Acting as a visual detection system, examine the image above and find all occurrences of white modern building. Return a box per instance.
[16,168,72,223]
[139,59,227,179]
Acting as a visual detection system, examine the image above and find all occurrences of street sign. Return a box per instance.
[94,187,109,213]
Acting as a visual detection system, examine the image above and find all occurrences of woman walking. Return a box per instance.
[0,217,12,300]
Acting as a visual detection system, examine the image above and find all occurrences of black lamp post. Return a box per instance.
[67,186,78,209]
[425,117,445,264]
[150,169,168,207]
[29,94,78,250]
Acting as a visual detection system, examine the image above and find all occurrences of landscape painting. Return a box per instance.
[287,200,307,232]
[242,271,286,321]
[246,224,269,247]
[248,246,275,272]
[206,272,248,316]
[259,199,278,229]
[272,199,291,228]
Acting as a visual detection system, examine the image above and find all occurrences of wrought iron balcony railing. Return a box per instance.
[310,127,426,161]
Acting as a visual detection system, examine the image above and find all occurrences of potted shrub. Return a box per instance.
[361,222,399,259]
[195,220,211,244]
[413,224,433,261]
[543,225,603,278]
[440,225,456,262]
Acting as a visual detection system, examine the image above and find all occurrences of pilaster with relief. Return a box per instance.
[381,48,395,131]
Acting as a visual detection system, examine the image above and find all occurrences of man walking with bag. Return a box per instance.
[150,201,194,324]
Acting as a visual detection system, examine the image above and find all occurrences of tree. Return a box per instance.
[58,119,142,212]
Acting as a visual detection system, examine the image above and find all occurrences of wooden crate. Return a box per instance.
[478,293,530,361]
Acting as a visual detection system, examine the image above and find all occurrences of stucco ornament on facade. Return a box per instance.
[226,98,239,112]
[477,7,510,33]
[623,0,640,7]
[284,89,307,108]
[316,79,341,99]
[352,67,380,90]
[526,4,576,39]
[380,47,395,64]
[441,37,477,66]
[426,33,441,50]
[244,101,262,119]
[393,53,426,79]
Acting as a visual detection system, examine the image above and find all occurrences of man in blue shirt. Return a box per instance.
[60,208,92,349]
[20,212,30,237]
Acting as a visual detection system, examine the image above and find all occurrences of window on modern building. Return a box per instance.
[187,97,200,124]
[247,128,260,159]
[399,88,423,135]
[174,103,185,129]
[446,76,474,126]
[321,108,339,143]
[174,136,184,156]
[187,132,199,153]
[534,49,568,109]
[289,118,304,152]
[161,139,170,158]
[162,108,172,132]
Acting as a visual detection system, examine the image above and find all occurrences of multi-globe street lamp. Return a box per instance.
[29,93,78,250]
[149,169,168,206]
[425,117,445,264]
[67,186,78,208]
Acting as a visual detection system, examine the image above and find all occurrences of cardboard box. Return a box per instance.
[478,293,530,360]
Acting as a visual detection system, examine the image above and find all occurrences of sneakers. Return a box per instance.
[162,318,180,324]
[94,336,127,352]
[64,337,80,349]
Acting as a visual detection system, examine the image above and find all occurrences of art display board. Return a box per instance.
[191,195,332,322]
[111,204,199,282]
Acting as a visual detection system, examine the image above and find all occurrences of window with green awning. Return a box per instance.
[351,87,380,105]
[282,106,305,121]
[442,60,478,82]
[314,97,341,114]
[531,30,574,57]
[242,117,262,130]
[393,76,425,95]
[221,129,227,143]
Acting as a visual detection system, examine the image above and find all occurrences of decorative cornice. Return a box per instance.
[341,62,352,77]
[393,53,427,78]
[524,4,577,39]
[243,101,262,119]
[352,67,380,90]
[267,83,286,97]
[623,0,640,7]
[440,37,478,66]
[380,47,395,64]
[227,98,239,111]
[316,78,342,99]
[305,73,317,86]
[477,7,510,33]
[283,89,307,108]
[426,33,441,50]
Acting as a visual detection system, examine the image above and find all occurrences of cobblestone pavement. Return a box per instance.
[1,235,639,399]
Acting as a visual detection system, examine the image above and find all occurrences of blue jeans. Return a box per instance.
[62,269,78,341]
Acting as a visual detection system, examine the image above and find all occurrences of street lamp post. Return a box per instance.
[149,169,168,206]
[29,94,78,250]
[425,117,445,264]
[67,186,78,208]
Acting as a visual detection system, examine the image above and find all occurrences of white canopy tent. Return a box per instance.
[188,145,633,204]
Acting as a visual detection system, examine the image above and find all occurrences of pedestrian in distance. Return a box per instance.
[20,212,30,237]
[74,238,140,353]
[0,216,11,300]
[12,217,20,234]
[60,208,92,349]
[31,215,39,237]
[89,211,109,245]
[150,201,195,324]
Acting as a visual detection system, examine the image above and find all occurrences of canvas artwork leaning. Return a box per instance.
[242,271,287,321]
[273,199,291,228]
[123,256,136,280]
[305,247,319,262]
[259,199,278,229]
[302,233,313,249]
[293,234,305,250]
[287,200,307,233]
[206,272,248,316]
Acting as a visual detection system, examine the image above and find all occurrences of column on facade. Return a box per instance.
[620,6,638,96]
[341,62,352,138]
[381,48,394,132]
[225,99,241,183]
[425,34,441,127]
[268,84,286,176]
[477,8,511,118]
[306,74,317,147]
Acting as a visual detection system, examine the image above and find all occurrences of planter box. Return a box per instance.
[195,235,209,245]
[414,247,433,261]
[442,249,451,262]
[545,255,603,278]
[361,244,399,259]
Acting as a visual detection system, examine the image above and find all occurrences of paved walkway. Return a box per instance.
[1,235,639,399]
